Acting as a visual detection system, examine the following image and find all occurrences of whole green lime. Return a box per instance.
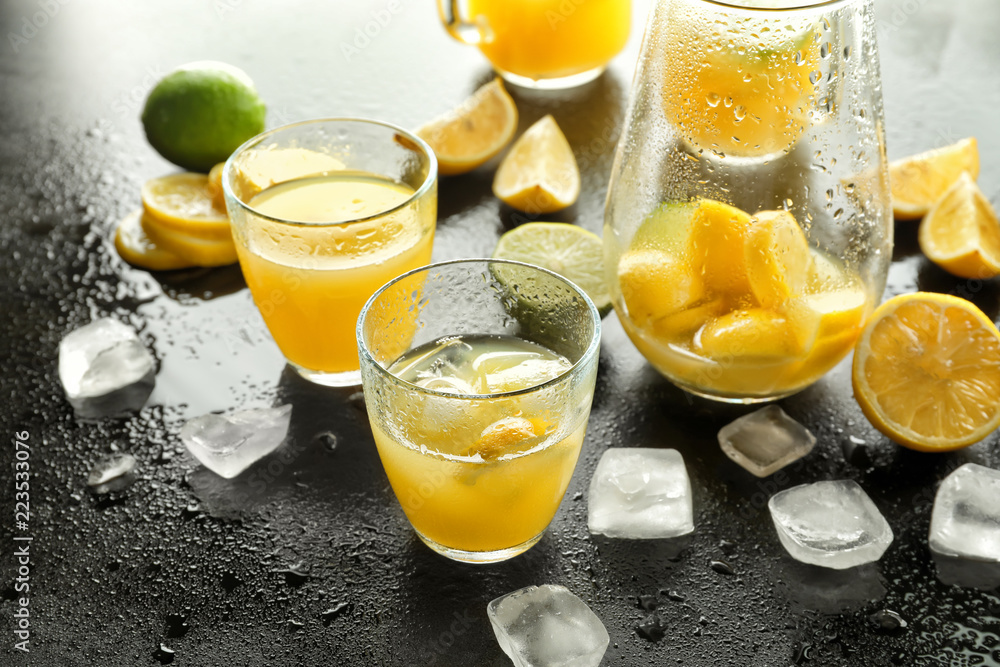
[141,61,266,173]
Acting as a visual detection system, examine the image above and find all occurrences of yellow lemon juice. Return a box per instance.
[237,171,435,374]
[372,334,585,555]
[468,0,631,82]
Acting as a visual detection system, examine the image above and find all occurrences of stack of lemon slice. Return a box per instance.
[114,166,238,271]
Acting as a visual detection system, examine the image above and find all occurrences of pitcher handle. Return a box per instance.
[437,0,486,45]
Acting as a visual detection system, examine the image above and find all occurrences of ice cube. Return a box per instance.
[588,448,694,539]
[87,454,138,493]
[717,405,816,478]
[768,480,893,570]
[929,463,1000,562]
[58,318,155,418]
[483,358,572,394]
[487,584,609,667]
[181,405,292,479]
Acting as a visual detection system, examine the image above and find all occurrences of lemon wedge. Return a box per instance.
[493,115,579,214]
[889,137,979,220]
[417,79,518,176]
[918,172,1000,279]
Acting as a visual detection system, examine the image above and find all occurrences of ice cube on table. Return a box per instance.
[929,463,1000,562]
[180,405,292,479]
[769,480,893,570]
[588,448,694,539]
[58,318,155,418]
[717,405,816,478]
[87,453,138,493]
[488,584,609,667]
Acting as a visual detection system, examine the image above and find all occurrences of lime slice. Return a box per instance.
[493,222,611,317]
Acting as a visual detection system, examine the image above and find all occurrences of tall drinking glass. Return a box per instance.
[358,259,601,563]
[223,118,437,387]
[605,0,892,403]
[438,0,631,89]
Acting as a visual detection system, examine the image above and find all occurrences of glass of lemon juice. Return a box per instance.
[605,0,892,402]
[438,0,631,89]
[357,259,601,563]
[223,119,437,386]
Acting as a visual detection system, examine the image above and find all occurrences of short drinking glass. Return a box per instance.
[223,118,437,387]
[358,259,601,563]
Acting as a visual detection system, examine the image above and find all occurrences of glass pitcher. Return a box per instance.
[604,0,892,403]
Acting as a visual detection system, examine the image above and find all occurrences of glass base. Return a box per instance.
[415,530,543,564]
[496,65,605,90]
[290,362,361,387]
[671,379,800,405]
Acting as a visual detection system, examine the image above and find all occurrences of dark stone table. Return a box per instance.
[1,0,999,664]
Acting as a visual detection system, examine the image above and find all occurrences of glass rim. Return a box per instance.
[356,257,602,401]
[693,0,856,12]
[221,116,438,229]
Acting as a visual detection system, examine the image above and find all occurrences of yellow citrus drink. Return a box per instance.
[467,0,631,84]
[372,334,586,556]
[236,171,435,375]
[661,8,820,158]
[615,199,874,400]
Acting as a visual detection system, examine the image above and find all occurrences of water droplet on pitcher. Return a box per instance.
[820,42,830,59]
[733,106,746,122]
[706,92,721,107]
[809,70,822,85]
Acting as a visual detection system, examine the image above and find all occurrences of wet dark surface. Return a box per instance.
[1,0,1000,665]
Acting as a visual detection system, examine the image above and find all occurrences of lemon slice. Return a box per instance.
[493,222,611,317]
[618,248,704,327]
[852,292,1000,451]
[918,172,1000,280]
[889,137,979,220]
[416,79,518,176]
[141,173,231,240]
[493,115,580,214]
[207,162,226,211]
[141,212,238,267]
[114,209,195,271]
[745,210,813,308]
[688,199,753,297]
[697,307,818,361]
